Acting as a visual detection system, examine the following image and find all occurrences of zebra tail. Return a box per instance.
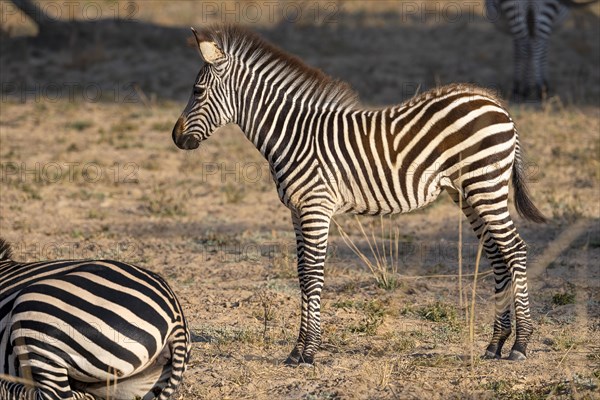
[512,140,547,223]
[157,326,191,400]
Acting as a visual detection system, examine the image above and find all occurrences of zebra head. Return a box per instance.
[173,28,234,150]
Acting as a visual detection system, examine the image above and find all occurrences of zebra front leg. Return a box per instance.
[284,211,308,365]
[285,208,330,367]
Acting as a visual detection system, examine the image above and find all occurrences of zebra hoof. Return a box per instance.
[482,350,500,359]
[283,355,299,366]
[298,354,314,366]
[284,347,303,366]
[508,350,527,361]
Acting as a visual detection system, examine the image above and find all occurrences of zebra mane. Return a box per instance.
[196,25,359,109]
[0,237,13,261]
[402,83,506,108]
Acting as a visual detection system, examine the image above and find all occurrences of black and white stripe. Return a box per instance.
[172,25,546,366]
[0,239,190,399]
[486,0,597,100]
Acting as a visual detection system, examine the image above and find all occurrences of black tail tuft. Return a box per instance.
[0,238,13,261]
[512,157,547,223]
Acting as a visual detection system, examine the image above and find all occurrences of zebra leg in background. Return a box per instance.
[285,208,331,366]
[530,35,551,100]
[512,35,531,100]
[462,189,533,360]
[448,189,512,359]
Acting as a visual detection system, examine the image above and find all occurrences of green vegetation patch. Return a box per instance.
[417,301,457,323]
[552,292,575,306]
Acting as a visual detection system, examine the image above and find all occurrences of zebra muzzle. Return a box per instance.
[172,117,200,150]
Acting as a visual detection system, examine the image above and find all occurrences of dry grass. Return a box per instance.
[1,1,599,399]
[3,102,600,399]
[334,215,402,290]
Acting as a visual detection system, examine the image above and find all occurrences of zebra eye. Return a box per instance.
[193,85,205,96]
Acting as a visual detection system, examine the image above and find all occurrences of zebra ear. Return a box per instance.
[199,41,224,64]
[191,27,224,65]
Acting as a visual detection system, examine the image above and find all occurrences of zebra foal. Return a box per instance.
[172,25,546,366]
[486,0,598,101]
[0,238,190,399]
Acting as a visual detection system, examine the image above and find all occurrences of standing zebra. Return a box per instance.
[172,25,546,366]
[0,238,190,399]
[485,0,598,100]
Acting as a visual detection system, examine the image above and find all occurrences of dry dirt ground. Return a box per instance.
[1,1,599,399]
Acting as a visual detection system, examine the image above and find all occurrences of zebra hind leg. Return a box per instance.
[20,354,91,399]
[462,189,532,360]
[448,189,512,359]
[450,186,533,360]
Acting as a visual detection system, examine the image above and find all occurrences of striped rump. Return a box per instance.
[0,238,190,400]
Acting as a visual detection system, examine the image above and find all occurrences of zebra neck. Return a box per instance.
[237,94,359,166]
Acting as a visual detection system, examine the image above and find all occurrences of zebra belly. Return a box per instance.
[334,169,445,216]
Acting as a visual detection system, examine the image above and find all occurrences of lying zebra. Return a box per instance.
[172,25,546,366]
[0,238,190,399]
